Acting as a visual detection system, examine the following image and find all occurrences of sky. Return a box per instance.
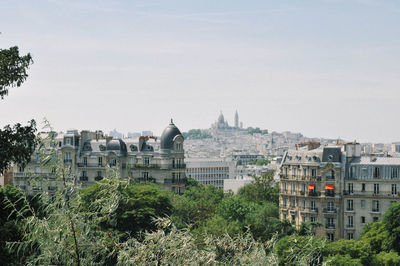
[1,0,399,143]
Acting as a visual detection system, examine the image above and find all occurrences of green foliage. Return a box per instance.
[361,221,389,253]
[238,172,279,205]
[373,251,400,266]
[117,217,276,265]
[216,196,255,222]
[182,129,212,139]
[274,235,326,266]
[0,46,33,99]
[81,180,172,236]
[0,185,28,265]
[383,202,400,252]
[325,254,362,266]
[0,120,37,173]
[170,184,224,229]
[324,239,373,265]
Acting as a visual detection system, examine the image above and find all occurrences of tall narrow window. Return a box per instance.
[98,157,103,166]
[347,200,353,211]
[373,200,380,212]
[374,184,380,194]
[392,184,397,195]
[374,167,380,178]
[392,168,398,179]
[348,183,354,193]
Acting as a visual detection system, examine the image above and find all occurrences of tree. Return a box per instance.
[81,180,172,236]
[323,239,373,265]
[383,202,400,252]
[0,46,36,173]
[237,172,279,205]
[0,46,33,99]
[170,184,224,229]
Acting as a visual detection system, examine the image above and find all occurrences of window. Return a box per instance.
[374,167,380,178]
[361,200,365,208]
[83,157,87,166]
[283,214,287,220]
[65,137,71,145]
[283,183,287,193]
[291,214,295,222]
[362,183,366,192]
[373,200,380,212]
[373,217,379,222]
[143,157,150,165]
[302,200,306,210]
[348,233,354,240]
[97,171,102,177]
[293,168,297,177]
[348,216,354,228]
[311,201,316,211]
[374,184,380,194]
[327,201,334,211]
[142,172,149,179]
[326,217,334,229]
[392,168,398,179]
[110,158,117,166]
[302,184,306,193]
[311,169,317,177]
[326,170,335,180]
[19,166,24,172]
[291,183,296,194]
[283,198,287,207]
[291,200,296,208]
[327,233,334,241]
[64,152,72,163]
[311,216,316,222]
[348,183,354,193]
[303,168,307,177]
[361,216,366,224]
[284,168,288,177]
[98,157,103,166]
[392,184,397,195]
[350,167,355,178]
[347,200,353,211]
[82,171,87,177]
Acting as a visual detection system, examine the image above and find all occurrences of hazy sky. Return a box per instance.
[1,0,399,143]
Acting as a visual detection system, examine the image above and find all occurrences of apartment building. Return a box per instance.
[12,120,186,194]
[280,143,345,241]
[279,142,400,241]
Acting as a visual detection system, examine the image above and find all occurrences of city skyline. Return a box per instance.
[1,0,400,143]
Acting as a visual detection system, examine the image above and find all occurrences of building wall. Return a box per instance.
[185,158,236,188]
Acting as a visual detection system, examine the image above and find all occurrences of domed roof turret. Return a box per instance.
[106,139,127,153]
[160,119,182,150]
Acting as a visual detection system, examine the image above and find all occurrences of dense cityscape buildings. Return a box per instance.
[3,111,400,242]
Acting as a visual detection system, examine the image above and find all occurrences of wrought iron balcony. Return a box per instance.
[323,208,337,214]
[79,176,88,181]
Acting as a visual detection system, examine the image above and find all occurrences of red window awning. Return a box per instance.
[325,184,335,190]
[308,184,315,190]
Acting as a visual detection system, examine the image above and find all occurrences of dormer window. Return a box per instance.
[65,138,71,145]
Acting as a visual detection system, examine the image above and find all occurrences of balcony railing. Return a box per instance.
[135,163,161,169]
[325,192,335,197]
[325,224,335,229]
[372,208,380,213]
[95,176,103,181]
[164,178,187,185]
[64,159,72,164]
[77,163,105,168]
[172,164,186,169]
[323,208,337,214]
[79,176,88,181]
[346,224,354,228]
[308,191,321,197]
[310,208,318,213]
[13,173,56,179]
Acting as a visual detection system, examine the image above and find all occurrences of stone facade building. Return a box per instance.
[279,142,400,241]
[12,120,186,194]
